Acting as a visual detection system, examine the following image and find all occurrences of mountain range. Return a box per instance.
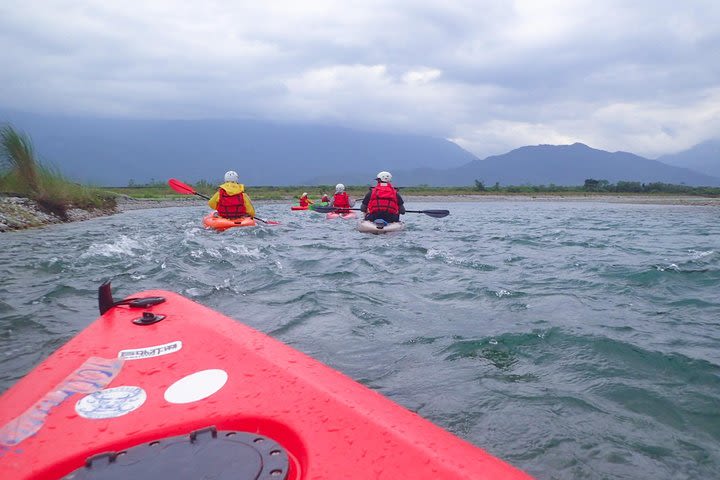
[311,143,720,187]
[1,110,719,187]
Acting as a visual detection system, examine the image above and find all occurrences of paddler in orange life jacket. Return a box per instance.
[330,183,353,213]
[361,171,405,223]
[299,192,314,208]
[207,170,256,219]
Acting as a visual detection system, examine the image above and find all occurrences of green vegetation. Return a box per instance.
[107,178,720,201]
[109,181,369,200]
[0,125,115,219]
[581,178,720,195]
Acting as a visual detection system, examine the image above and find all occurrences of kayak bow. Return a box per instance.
[0,283,531,480]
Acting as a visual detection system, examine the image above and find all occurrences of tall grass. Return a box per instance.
[0,124,115,219]
[0,125,40,194]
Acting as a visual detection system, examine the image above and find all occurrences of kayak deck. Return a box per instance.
[0,289,530,480]
[357,220,406,234]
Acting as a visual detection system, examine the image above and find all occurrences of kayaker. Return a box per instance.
[330,183,353,213]
[208,170,256,219]
[299,192,314,208]
[361,171,405,223]
[321,193,330,203]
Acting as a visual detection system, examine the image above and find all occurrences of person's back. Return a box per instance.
[361,171,405,223]
[299,193,313,207]
[331,183,352,213]
[208,170,256,219]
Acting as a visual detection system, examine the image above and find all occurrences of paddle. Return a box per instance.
[167,178,280,225]
[311,206,450,218]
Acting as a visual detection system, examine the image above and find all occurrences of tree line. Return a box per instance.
[473,178,720,195]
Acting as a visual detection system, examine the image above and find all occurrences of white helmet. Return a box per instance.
[224,170,239,182]
[376,171,392,182]
[302,192,308,197]
[335,183,345,192]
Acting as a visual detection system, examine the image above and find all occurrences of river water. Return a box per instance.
[2,201,719,479]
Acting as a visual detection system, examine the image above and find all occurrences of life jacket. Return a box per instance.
[217,188,248,219]
[333,192,351,208]
[299,196,310,207]
[367,182,399,215]
[321,195,330,203]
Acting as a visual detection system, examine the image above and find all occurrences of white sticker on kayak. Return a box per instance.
[118,341,182,360]
[75,386,147,419]
[164,369,228,404]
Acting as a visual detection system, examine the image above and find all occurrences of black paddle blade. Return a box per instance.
[422,210,450,218]
[404,209,450,218]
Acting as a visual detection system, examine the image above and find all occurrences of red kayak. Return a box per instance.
[0,283,531,480]
[290,205,308,211]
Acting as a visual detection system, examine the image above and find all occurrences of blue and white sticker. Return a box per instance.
[75,386,147,419]
[118,341,182,360]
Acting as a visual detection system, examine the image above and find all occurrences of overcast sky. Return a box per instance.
[1,0,718,159]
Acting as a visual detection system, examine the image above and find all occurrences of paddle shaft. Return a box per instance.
[312,206,449,218]
[167,178,280,225]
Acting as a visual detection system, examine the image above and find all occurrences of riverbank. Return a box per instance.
[3,193,719,232]
[402,193,720,205]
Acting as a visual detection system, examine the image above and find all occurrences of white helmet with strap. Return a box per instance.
[224,170,239,182]
[335,183,345,192]
[376,171,392,182]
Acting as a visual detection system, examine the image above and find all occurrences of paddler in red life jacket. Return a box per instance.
[298,192,314,208]
[321,193,330,203]
[330,183,353,213]
[207,170,256,219]
[360,171,405,223]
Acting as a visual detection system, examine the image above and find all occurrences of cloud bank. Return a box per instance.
[1,0,719,158]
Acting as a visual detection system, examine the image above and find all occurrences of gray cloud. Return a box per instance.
[1,0,718,159]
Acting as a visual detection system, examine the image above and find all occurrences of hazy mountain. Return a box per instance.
[656,139,720,178]
[314,143,720,187]
[0,110,477,186]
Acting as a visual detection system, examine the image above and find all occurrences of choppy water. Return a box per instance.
[2,201,720,479]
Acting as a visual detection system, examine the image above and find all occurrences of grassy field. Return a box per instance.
[106,184,493,200]
[104,182,720,200]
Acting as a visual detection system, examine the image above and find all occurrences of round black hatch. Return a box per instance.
[64,426,289,479]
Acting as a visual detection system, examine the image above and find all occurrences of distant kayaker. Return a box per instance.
[330,183,353,213]
[299,192,314,208]
[321,193,330,203]
[208,170,256,219]
[361,171,405,223]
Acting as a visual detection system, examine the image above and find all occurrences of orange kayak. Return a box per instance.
[202,213,256,231]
